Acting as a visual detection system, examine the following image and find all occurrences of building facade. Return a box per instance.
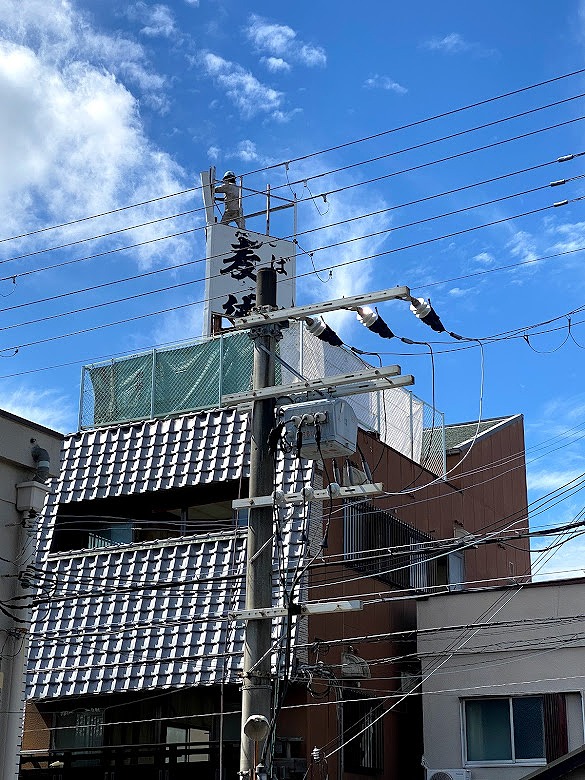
[18,403,530,779]
[417,579,585,780]
[0,409,62,780]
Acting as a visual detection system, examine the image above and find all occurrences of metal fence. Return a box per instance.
[79,322,445,475]
[344,501,437,590]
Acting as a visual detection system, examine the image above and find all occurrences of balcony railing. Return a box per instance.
[21,741,306,780]
[21,741,240,779]
[78,322,446,476]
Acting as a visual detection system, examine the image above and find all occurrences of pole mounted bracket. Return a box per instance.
[248,322,285,342]
[233,482,384,510]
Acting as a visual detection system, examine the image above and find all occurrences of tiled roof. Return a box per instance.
[57,408,250,503]
[443,414,520,452]
[27,409,314,701]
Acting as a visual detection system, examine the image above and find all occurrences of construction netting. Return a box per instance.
[80,322,445,475]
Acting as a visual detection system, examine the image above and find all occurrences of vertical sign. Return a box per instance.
[203,223,296,336]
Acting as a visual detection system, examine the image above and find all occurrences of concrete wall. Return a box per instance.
[417,581,585,780]
[0,410,62,780]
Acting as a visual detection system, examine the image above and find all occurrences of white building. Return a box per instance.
[0,409,62,780]
[417,579,585,780]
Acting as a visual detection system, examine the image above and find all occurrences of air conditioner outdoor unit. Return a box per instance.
[427,771,471,780]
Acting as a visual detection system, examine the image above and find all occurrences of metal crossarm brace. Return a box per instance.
[230,601,364,621]
[232,482,384,510]
[221,365,404,406]
[229,285,411,330]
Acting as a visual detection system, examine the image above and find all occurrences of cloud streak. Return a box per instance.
[363,75,407,94]
[200,51,283,118]
[246,15,326,68]
[422,32,497,58]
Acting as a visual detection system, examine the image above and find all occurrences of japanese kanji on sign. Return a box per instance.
[203,223,296,335]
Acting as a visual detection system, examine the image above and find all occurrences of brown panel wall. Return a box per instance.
[290,416,530,779]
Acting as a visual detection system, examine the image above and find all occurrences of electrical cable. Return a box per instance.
[1,115,581,289]
[317,536,560,759]
[5,67,585,247]
[0,197,579,354]
[244,66,585,174]
[0,169,573,334]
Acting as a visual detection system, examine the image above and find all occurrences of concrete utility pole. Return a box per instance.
[239,267,281,777]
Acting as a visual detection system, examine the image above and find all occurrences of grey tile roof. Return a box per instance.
[443,415,520,452]
[58,409,250,503]
[27,409,313,701]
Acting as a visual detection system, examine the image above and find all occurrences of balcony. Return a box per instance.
[21,741,307,780]
[78,322,446,475]
[21,741,240,779]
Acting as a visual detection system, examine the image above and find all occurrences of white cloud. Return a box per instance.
[233,140,260,162]
[528,469,584,493]
[246,18,295,55]
[532,537,585,581]
[448,287,467,297]
[246,15,326,68]
[550,220,585,254]
[184,0,200,5]
[363,74,407,94]
[224,140,276,168]
[127,3,176,38]
[424,32,471,53]
[272,107,303,123]
[298,44,327,68]
[207,145,221,160]
[423,32,496,58]
[0,0,195,270]
[506,230,539,264]
[200,51,283,118]
[262,56,291,73]
[473,251,495,265]
[0,384,74,432]
[0,1,167,108]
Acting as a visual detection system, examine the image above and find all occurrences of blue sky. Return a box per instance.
[1,0,585,577]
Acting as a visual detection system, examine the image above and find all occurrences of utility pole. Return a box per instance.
[239,267,280,777]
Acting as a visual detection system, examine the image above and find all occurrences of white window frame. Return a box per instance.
[461,696,547,768]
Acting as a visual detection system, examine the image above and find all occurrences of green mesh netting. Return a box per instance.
[90,353,153,426]
[152,333,253,416]
[87,332,284,427]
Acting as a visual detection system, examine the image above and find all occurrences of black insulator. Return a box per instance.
[369,316,395,340]
[421,307,446,333]
[318,324,343,347]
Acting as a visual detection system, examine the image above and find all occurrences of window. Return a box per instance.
[437,551,465,591]
[344,501,436,589]
[343,692,383,774]
[166,724,210,763]
[464,697,545,764]
[52,709,104,766]
[53,709,104,750]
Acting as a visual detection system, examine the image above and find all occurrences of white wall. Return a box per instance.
[0,411,61,780]
[417,581,585,780]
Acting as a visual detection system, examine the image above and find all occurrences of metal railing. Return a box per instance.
[21,741,305,779]
[21,741,239,778]
[344,501,438,590]
[79,323,445,475]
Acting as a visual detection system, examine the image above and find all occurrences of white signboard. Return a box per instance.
[203,223,296,335]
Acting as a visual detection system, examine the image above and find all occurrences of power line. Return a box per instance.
[4,66,585,248]
[0,176,574,337]
[245,67,585,174]
[0,197,579,354]
[0,153,570,315]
